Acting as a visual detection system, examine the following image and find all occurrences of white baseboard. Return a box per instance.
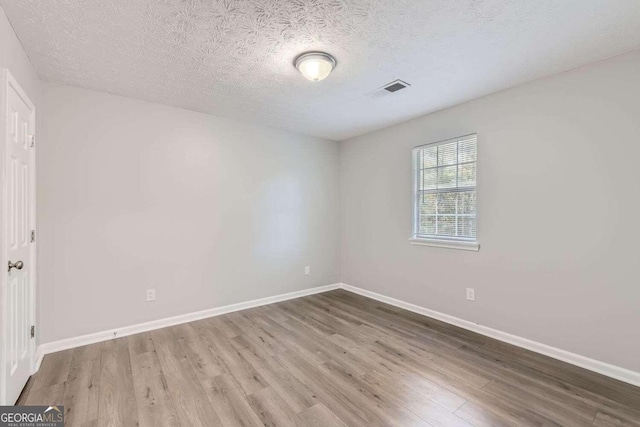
[339,283,640,388]
[37,284,340,357]
[34,281,640,388]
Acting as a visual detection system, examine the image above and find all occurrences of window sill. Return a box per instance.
[409,237,480,251]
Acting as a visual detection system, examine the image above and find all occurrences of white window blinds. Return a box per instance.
[413,134,477,241]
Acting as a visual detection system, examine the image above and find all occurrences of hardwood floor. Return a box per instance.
[18,290,640,426]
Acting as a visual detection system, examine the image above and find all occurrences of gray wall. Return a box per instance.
[0,7,39,101]
[6,0,640,374]
[340,50,640,372]
[39,83,339,343]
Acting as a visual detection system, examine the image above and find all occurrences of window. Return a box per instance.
[411,134,479,250]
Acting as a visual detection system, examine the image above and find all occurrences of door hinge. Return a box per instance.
[30,135,35,148]
[30,325,35,339]
[31,230,36,243]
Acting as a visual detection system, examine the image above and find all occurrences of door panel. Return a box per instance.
[3,72,35,405]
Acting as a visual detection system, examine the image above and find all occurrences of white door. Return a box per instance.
[1,70,35,405]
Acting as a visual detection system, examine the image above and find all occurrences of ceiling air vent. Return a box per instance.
[367,79,411,99]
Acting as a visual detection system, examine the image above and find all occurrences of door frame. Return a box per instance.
[0,69,37,405]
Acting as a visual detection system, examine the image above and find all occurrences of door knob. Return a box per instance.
[8,260,24,272]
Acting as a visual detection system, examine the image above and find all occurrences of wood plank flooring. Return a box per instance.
[17,290,640,426]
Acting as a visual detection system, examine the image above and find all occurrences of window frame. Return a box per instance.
[410,134,480,251]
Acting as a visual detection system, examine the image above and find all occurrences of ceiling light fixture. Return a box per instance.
[294,52,336,82]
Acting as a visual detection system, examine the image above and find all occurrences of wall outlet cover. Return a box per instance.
[466,288,475,301]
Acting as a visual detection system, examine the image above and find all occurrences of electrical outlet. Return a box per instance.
[304,266,311,275]
[466,288,475,301]
[146,288,156,302]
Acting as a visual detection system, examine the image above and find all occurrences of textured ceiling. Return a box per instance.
[3,0,640,140]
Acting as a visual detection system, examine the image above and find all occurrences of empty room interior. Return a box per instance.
[1,0,640,426]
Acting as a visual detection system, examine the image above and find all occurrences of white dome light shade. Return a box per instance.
[294,52,336,82]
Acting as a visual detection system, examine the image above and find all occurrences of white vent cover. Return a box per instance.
[367,79,411,99]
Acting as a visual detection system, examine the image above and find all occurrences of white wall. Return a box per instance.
[340,49,640,373]
[39,83,339,344]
